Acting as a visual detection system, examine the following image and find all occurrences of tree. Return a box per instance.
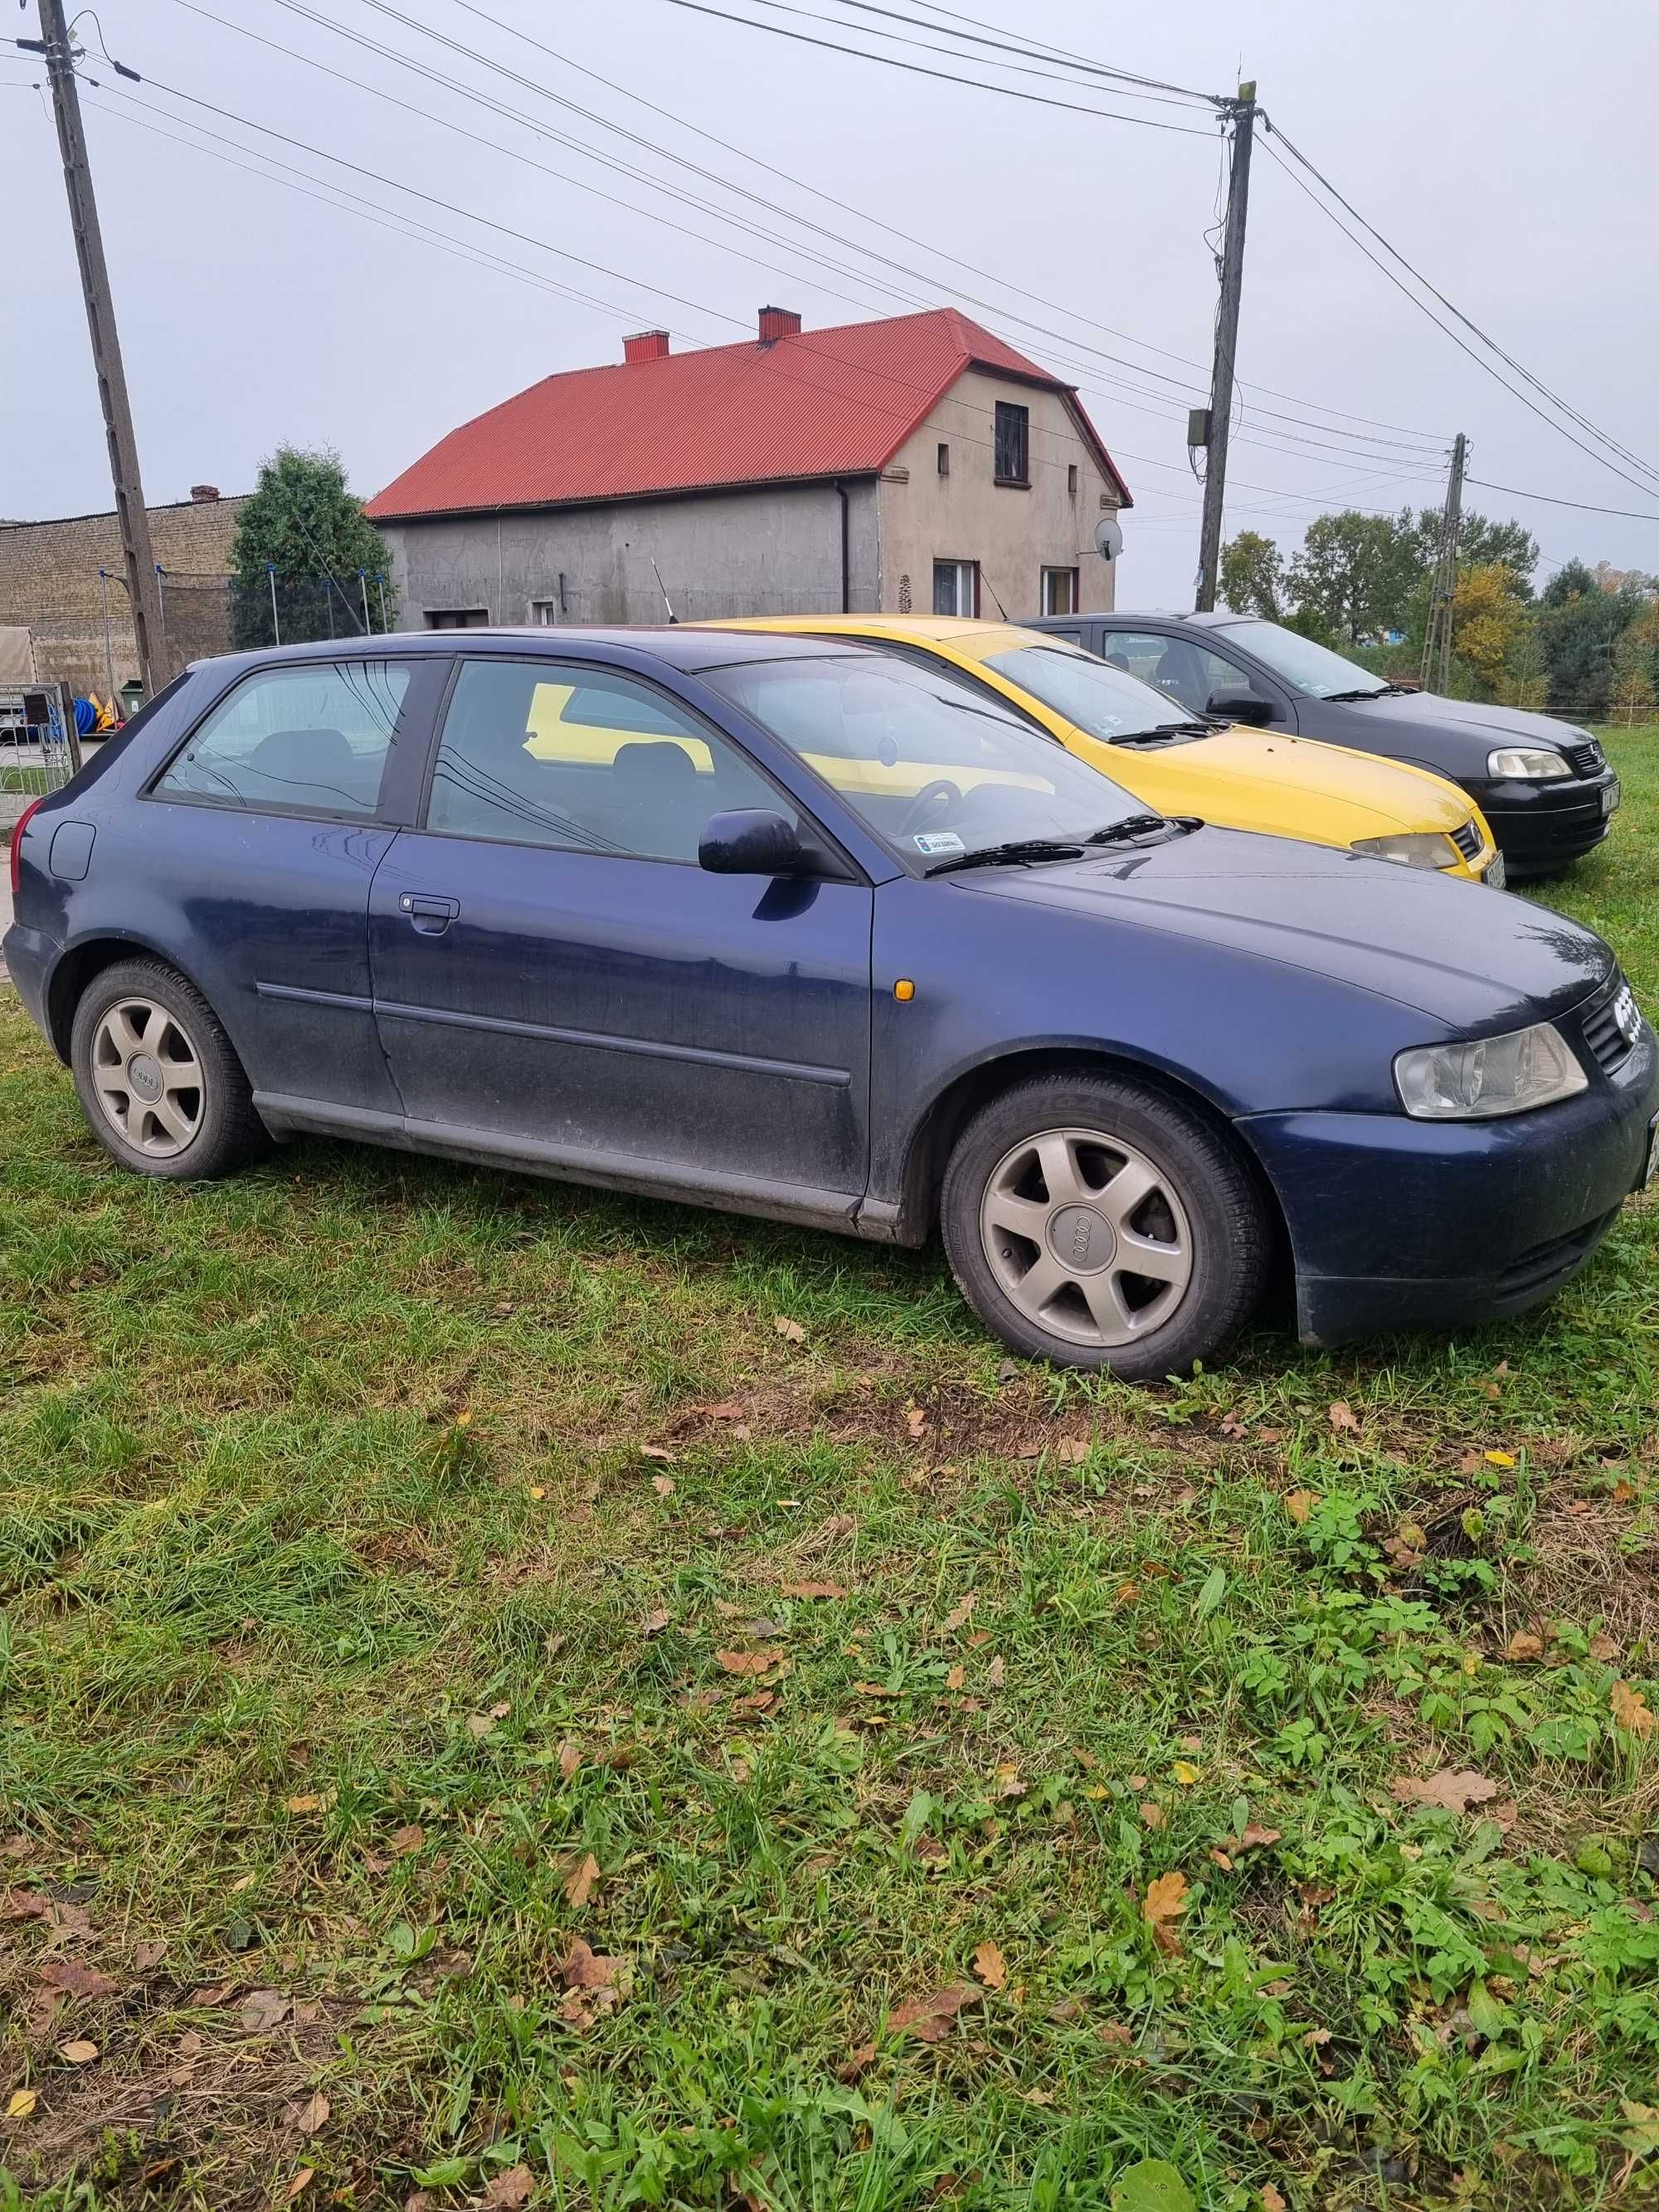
[1286,510,1421,644]
[1416,508,1539,594]
[1219,531,1285,620]
[230,445,397,649]
[1450,562,1528,697]
[1535,559,1642,716]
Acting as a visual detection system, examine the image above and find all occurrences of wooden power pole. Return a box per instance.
[1194,81,1258,613]
[1420,431,1467,693]
[31,0,168,694]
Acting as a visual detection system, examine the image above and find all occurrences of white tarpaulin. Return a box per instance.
[0,628,36,683]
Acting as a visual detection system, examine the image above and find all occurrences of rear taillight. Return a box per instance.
[8,796,44,897]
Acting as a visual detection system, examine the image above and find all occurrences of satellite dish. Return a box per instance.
[1094,515,1124,562]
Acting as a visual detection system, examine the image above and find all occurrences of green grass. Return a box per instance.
[2,730,1657,2212]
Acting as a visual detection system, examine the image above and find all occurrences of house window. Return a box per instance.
[993,401,1029,485]
[529,600,559,626]
[1068,464,1079,499]
[425,607,489,629]
[932,560,978,617]
[1040,566,1079,618]
[937,442,950,476]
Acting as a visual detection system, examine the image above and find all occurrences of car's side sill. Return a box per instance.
[251,1091,891,1239]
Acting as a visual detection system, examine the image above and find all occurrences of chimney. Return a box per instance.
[757,304,801,343]
[623,329,670,363]
[189,484,220,503]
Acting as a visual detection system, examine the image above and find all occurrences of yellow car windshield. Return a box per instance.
[982,644,1201,743]
[703,651,1151,863]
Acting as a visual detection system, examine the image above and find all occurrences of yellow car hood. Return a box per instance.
[1064,725,1472,842]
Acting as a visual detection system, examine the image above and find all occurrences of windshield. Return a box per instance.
[1213,620,1388,699]
[982,644,1195,741]
[703,651,1151,863]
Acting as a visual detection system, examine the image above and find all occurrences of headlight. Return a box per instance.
[1351,831,1462,870]
[1487,746,1571,780]
[1394,1022,1588,1119]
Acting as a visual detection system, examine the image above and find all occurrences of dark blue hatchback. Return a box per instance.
[7,629,1656,1378]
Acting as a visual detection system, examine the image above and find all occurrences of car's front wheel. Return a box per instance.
[70,957,268,1180]
[941,1072,1270,1379]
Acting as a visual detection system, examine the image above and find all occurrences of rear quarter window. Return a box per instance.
[153,660,411,818]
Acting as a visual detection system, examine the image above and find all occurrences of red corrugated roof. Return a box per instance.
[364,308,1131,520]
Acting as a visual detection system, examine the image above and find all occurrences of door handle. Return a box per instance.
[400,892,460,936]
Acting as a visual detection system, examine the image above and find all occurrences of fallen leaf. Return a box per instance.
[60,2039,99,2065]
[1142,1870,1189,1927]
[640,1444,675,1464]
[487,2170,538,2210]
[695,1400,747,1422]
[774,1315,807,1344]
[1591,1633,1622,1662]
[641,1608,671,1636]
[133,1941,167,1971]
[945,1664,966,1691]
[1391,1768,1500,1815]
[1328,1400,1359,1432]
[1262,2187,1287,2212]
[1506,1631,1544,1662]
[942,1592,978,1633]
[1139,1802,1165,1830]
[240,1988,292,2034]
[886,1984,980,2041]
[1237,1825,1282,1851]
[1485,1449,1516,1468]
[717,1650,777,1676]
[286,2170,316,2202]
[1171,1760,1199,1787]
[986,1655,1005,1689]
[1285,1490,1318,1525]
[1056,1437,1091,1465]
[562,1938,624,1991]
[973,1940,1007,1991]
[557,1739,581,1780]
[284,1793,324,1815]
[838,2040,878,2081]
[288,2091,330,2137]
[651,1475,675,1499]
[7,2088,38,2119]
[1109,2157,1196,2212]
[1021,2086,1056,2106]
[995,1764,1026,1799]
[528,1485,546,1500]
[39,1962,118,2000]
[466,1713,499,1739]
[781,1579,846,1600]
[1219,1412,1248,1439]
[1098,2020,1133,2047]
[1613,1681,1657,1738]
[563,1853,601,1909]
[1209,1849,1234,1872]
[906,1407,928,1438]
[854,1680,899,1698]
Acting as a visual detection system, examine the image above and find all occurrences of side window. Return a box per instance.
[1096,631,1248,716]
[426,659,795,864]
[153,659,410,816]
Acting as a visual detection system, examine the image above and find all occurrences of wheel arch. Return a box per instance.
[893,1044,1292,1268]
[45,934,213,1062]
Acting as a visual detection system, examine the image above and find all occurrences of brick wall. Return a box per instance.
[0,493,249,699]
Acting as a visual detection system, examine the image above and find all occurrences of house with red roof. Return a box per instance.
[364,305,1131,630]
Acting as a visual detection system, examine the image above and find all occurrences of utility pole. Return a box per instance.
[1420,432,1467,693]
[1194,80,1258,613]
[29,0,168,695]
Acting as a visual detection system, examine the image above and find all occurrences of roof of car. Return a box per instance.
[187,625,893,679]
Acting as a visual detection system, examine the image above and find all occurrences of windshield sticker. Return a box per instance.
[912,831,966,856]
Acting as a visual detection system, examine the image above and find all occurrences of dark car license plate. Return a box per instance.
[1602,779,1621,817]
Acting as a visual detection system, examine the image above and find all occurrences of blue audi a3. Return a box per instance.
[6,629,1655,1379]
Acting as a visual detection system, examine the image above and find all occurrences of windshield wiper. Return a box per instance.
[1084,814,1172,843]
[1319,686,1392,702]
[924,837,1086,877]
[1146,719,1216,737]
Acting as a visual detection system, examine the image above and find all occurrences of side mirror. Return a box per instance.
[699,807,805,875]
[1205,685,1274,727]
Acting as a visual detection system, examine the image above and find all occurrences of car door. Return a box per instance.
[367,653,874,1210]
[138,653,436,1117]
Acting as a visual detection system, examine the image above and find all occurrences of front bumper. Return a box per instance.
[1241,1019,1657,1345]
[1474,768,1620,874]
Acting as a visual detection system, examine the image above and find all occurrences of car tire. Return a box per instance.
[940,1072,1270,1379]
[70,957,268,1181]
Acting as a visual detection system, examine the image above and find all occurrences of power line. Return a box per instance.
[818,0,1222,102]
[1260,129,1659,504]
[644,0,1220,134]
[446,0,1447,445]
[1464,477,1659,523]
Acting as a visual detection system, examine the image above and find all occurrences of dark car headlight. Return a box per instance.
[1394,1021,1588,1119]
[1486,746,1571,780]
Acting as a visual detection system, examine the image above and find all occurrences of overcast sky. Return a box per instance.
[4,0,1656,608]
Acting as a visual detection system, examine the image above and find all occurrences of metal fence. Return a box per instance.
[1,681,84,806]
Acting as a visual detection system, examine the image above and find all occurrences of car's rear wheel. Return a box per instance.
[70,958,267,1180]
[940,1072,1270,1378]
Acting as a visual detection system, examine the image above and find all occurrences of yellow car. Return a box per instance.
[708,615,1501,883]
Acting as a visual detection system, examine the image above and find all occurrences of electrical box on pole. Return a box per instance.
[1194,80,1257,614]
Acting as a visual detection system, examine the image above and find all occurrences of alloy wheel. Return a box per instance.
[89,997,206,1159]
[978,1124,1193,1348]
